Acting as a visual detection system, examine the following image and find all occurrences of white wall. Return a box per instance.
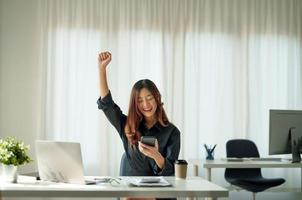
[0,0,42,174]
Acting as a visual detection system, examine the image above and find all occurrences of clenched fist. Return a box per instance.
[98,51,112,69]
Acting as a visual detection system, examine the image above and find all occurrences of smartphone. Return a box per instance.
[138,177,161,183]
[140,136,156,147]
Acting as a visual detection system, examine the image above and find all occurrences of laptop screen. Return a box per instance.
[35,140,86,184]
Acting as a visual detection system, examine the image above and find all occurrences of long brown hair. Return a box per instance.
[125,79,169,145]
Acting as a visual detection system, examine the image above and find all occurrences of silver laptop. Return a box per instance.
[36,140,94,184]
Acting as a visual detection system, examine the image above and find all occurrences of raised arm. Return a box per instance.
[98,51,111,98]
[97,52,127,140]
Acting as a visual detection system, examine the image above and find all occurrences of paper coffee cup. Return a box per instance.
[174,160,188,179]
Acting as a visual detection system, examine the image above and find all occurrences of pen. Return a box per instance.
[210,144,217,153]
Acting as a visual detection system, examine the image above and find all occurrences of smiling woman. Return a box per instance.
[97,52,180,178]
[97,51,180,200]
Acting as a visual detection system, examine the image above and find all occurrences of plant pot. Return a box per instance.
[1,164,18,183]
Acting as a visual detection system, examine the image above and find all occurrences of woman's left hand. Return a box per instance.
[139,140,165,169]
[138,139,160,159]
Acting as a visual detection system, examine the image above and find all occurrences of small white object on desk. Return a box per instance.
[125,176,171,187]
[139,177,161,183]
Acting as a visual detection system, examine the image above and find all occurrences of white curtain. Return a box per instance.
[40,0,302,187]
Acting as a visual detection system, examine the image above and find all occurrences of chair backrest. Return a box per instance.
[119,152,131,176]
[225,139,262,180]
[226,139,260,158]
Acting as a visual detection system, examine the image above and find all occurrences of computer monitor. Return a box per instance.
[269,110,302,161]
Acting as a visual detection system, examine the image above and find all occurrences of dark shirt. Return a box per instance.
[97,91,180,176]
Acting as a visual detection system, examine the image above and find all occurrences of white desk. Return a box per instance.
[190,159,302,191]
[0,176,228,199]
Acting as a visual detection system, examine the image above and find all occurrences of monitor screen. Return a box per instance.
[269,110,302,155]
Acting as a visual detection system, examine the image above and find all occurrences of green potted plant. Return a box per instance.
[0,137,31,183]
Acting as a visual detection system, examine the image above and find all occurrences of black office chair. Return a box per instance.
[119,152,130,176]
[225,139,285,200]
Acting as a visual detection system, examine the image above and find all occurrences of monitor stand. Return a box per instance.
[289,127,301,163]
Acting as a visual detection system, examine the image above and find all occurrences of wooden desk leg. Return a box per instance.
[205,168,212,181]
[192,164,199,176]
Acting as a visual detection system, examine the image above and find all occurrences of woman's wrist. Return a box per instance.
[154,153,165,169]
[98,66,109,97]
[99,65,107,71]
